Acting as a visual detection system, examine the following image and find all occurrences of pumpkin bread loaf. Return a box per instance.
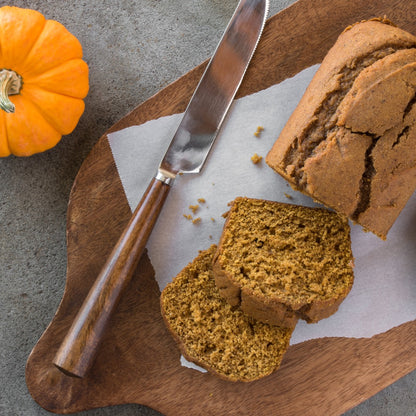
[160,245,293,382]
[266,19,416,239]
[212,198,354,328]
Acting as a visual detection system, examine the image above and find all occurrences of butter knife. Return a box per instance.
[54,0,269,378]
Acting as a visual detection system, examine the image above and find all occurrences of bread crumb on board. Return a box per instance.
[251,153,263,164]
[197,198,206,204]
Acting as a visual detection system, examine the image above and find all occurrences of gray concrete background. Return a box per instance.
[0,1,415,415]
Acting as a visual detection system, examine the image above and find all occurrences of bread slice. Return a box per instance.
[212,198,354,328]
[160,245,293,382]
[266,19,416,239]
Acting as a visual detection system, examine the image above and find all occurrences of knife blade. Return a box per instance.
[160,0,269,178]
[54,0,269,378]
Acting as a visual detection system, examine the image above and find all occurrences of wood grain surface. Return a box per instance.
[26,0,416,414]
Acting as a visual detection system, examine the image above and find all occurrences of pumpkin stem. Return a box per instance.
[0,69,23,114]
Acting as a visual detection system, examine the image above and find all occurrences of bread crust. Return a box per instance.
[266,20,416,239]
[213,246,352,328]
[213,254,299,328]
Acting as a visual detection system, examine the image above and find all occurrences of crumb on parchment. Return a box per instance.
[251,153,263,164]
[254,126,264,137]
[183,213,201,225]
[189,204,199,214]
[183,199,211,225]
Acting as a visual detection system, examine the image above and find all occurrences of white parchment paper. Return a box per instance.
[108,65,416,352]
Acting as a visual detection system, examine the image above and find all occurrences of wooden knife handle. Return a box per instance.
[53,176,171,378]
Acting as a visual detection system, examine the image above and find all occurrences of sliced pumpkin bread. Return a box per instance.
[160,245,293,382]
[212,198,354,328]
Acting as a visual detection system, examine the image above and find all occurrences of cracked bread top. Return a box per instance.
[266,19,416,239]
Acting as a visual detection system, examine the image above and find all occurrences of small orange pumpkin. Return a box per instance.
[0,6,89,157]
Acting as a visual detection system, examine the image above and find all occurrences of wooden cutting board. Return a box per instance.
[26,0,416,414]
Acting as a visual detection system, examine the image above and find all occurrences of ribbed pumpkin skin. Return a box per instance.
[0,6,89,156]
